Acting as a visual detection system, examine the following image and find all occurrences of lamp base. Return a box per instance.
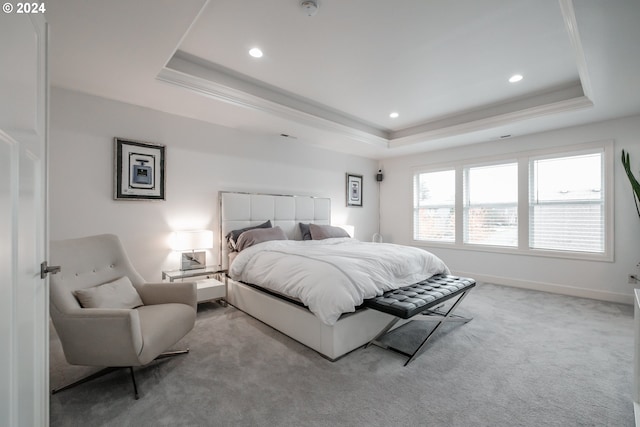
[181,251,206,270]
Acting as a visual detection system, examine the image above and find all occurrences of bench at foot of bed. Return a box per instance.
[364,274,476,366]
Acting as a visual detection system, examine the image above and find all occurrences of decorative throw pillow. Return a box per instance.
[226,220,272,251]
[299,223,312,241]
[235,226,288,252]
[309,224,350,240]
[73,276,144,309]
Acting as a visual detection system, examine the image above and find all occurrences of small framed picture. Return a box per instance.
[114,137,165,200]
[346,173,363,207]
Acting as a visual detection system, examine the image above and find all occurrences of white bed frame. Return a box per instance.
[219,191,397,360]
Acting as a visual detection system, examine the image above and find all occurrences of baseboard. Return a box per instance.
[452,271,634,305]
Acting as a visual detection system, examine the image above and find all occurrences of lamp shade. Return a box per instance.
[171,230,213,251]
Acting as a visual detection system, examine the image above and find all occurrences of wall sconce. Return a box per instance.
[171,230,214,270]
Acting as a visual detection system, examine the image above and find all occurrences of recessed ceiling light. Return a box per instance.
[509,74,523,83]
[249,48,263,58]
[389,112,399,118]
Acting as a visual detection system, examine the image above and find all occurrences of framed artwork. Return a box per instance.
[346,173,363,207]
[114,137,166,200]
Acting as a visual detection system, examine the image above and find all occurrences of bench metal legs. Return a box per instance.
[367,290,473,366]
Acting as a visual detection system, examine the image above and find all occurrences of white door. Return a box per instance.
[0,12,50,427]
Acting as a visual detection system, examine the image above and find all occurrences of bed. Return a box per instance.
[219,191,451,360]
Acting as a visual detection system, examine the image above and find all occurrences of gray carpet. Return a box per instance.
[50,283,635,427]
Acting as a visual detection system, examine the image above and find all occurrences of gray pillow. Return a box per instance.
[299,223,312,240]
[226,220,272,251]
[235,226,288,252]
[309,224,350,240]
[73,276,144,309]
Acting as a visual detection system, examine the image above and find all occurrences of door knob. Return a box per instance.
[40,261,61,279]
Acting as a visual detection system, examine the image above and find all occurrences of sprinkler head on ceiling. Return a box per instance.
[300,0,318,17]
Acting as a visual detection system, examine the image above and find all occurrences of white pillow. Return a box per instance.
[74,276,144,309]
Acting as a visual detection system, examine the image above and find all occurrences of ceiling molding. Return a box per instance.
[389,95,594,148]
[559,0,593,101]
[162,51,389,138]
[390,82,586,139]
[157,65,390,148]
[160,53,594,152]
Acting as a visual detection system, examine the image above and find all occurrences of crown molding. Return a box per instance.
[389,96,594,148]
[159,59,594,151]
[157,66,389,148]
[559,0,593,100]
[159,52,389,147]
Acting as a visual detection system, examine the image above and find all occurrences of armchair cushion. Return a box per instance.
[134,282,197,310]
[73,276,144,309]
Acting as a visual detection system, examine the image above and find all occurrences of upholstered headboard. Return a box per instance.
[219,191,331,268]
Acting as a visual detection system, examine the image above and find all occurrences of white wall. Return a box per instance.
[379,114,640,304]
[49,88,379,281]
[49,87,640,302]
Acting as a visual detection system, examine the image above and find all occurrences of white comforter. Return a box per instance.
[229,238,450,326]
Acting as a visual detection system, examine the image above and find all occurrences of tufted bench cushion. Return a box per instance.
[364,274,476,319]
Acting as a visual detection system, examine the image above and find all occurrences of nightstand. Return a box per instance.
[162,265,227,304]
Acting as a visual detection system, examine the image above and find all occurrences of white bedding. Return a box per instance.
[228,238,450,326]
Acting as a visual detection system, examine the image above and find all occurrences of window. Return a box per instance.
[413,169,455,242]
[464,162,518,247]
[412,142,611,260]
[529,152,604,253]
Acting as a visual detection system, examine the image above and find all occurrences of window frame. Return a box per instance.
[462,159,519,248]
[528,148,606,255]
[412,140,614,262]
[413,167,457,243]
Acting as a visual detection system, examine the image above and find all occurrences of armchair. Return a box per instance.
[50,234,197,399]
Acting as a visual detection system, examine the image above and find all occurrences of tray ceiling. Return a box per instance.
[46,0,640,158]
